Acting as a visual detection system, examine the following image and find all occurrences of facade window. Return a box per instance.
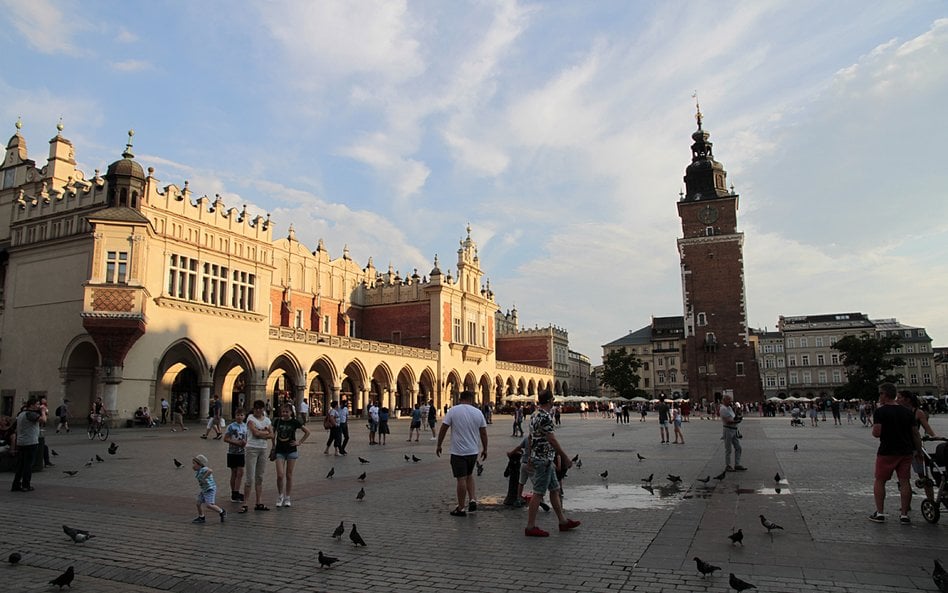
[201,263,228,306]
[908,358,917,367]
[829,336,837,345]
[910,373,918,384]
[907,345,915,353]
[697,312,707,326]
[765,358,775,369]
[657,371,665,384]
[348,320,356,338]
[831,353,840,365]
[776,343,784,353]
[658,358,664,368]
[787,338,795,349]
[763,344,773,353]
[788,355,796,367]
[777,358,785,368]
[643,378,650,387]
[453,318,462,343]
[230,270,255,311]
[818,371,827,384]
[924,373,932,383]
[778,376,787,387]
[643,362,650,371]
[832,370,842,383]
[467,320,476,344]
[669,357,676,366]
[789,372,798,385]
[918,329,926,337]
[736,362,745,376]
[106,251,128,284]
[168,254,197,300]
[801,354,810,365]
[802,371,812,383]
[922,358,931,367]
[669,370,677,382]
[815,336,824,347]
[800,337,808,348]
[322,315,330,333]
[294,310,303,329]
[766,375,776,387]
[904,330,912,338]
[920,344,929,352]
[481,325,486,347]
[816,354,825,365]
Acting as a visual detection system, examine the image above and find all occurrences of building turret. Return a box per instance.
[104,130,146,209]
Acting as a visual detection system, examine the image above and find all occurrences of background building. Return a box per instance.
[0,122,576,420]
[601,316,688,400]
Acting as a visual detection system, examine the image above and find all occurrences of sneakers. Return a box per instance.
[733,465,748,471]
[200,434,208,439]
[449,507,467,517]
[468,500,477,512]
[868,512,886,523]
[900,515,911,525]
[275,495,285,508]
[559,519,581,532]
[725,466,735,472]
[524,526,549,537]
[219,509,226,522]
[283,497,291,507]
[192,516,206,524]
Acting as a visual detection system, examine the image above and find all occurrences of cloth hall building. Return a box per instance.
[0,121,564,421]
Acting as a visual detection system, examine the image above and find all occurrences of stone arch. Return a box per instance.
[341,359,369,408]
[527,378,537,395]
[156,339,209,419]
[267,351,306,410]
[419,367,437,409]
[463,372,478,401]
[395,365,417,411]
[505,376,516,396]
[60,336,101,421]
[478,373,492,405]
[308,356,338,415]
[213,346,255,417]
[366,362,394,413]
[445,370,462,404]
[517,377,526,395]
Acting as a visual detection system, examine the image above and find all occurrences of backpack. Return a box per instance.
[323,413,336,430]
[55,405,65,417]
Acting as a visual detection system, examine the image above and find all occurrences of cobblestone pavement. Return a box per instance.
[2,412,947,592]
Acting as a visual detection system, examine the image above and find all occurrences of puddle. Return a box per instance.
[553,484,683,511]
[736,487,791,495]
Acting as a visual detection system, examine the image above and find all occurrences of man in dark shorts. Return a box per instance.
[656,397,670,444]
[436,391,487,516]
[869,382,922,524]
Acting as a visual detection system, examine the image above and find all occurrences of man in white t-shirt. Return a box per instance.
[298,398,309,425]
[368,401,380,445]
[436,390,488,517]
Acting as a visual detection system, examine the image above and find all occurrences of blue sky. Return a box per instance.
[2,1,946,362]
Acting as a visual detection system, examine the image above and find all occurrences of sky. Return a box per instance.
[1,1,946,363]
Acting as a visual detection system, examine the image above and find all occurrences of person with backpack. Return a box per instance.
[55,399,70,434]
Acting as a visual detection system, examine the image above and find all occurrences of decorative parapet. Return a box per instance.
[496,360,553,376]
[268,327,439,361]
[83,285,147,319]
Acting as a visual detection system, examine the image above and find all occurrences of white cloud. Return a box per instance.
[110,59,152,73]
[115,28,138,43]
[1,0,86,55]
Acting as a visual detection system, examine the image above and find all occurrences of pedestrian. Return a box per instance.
[54,399,70,434]
[298,397,309,425]
[367,400,379,445]
[831,399,842,426]
[378,406,390,445]
[672,404,685,444]
[337,401,350,455]
[408,403,422,442]
[11,397,46,492]
[223,407,248,503]
[640,404,647,422]
[898,391,938,502]
[427,399,437,440]
[160,397,169,424]
[323,400,341,455]
[272,403,310,507]
[171,396,187,432]
[240,400,273,513]
[720,394,746,471]
[436,390,488,516]
[809,403,819,427]
[867,384,921,524]
[554,403,562,426]
[191,454,226,523]
[656,397,670,444]
[512,403,524,437]
[201,395,223,439]
[523,390,580,537]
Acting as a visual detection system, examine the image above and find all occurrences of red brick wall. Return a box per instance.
[443,303,452,342]
[361,302,431,348]
[496,336,551,368]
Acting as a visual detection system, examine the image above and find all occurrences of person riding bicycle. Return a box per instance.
[88,396,107,427]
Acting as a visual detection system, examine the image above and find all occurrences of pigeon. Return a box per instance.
[62,470,79,477]
[358,457,370,464]
[63,525,94,544]
[51,449,59,456]
[641,473,654,484]
[641,485,655,495]
[600,470,609,480]
[793,444,798,451]
[95,454,104,463]
[49,566,75,590]
[571,454,579,463]
[760,514,783,533]
[728,528,744,545]
[108,442,118,455]
[576,459,583,469]
[356,487,365,501]
[357,472,366,481]
[84,459,93,467]
[774,472,782,483]
[317,551,339,568]
[713,470,726,480]
[933,559,948,593]
[412,455,421,463]
[636,453,646,461]
[476,462,484,476]
[697,475,711,484]
[331,521,345,539]
[667,474,682,483]
[693,556,721,577]
[611,432,615,438]
[326,467,335,479]
[404,455,410,461]
[729,573,756,592]
[349,523,366,546]
[173,458,183,468]
[8,552,21,564]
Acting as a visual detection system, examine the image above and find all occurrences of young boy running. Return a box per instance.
[192,454,226,524]
[223,408,248,502]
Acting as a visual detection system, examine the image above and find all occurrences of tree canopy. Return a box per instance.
[599,347,645,399]
[832,332,905,400]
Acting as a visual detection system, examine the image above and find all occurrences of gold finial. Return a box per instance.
[692,90,702,129]
[57,117,64,134]
[15,116,22,132]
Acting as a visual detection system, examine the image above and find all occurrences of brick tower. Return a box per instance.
[677,106,761,404]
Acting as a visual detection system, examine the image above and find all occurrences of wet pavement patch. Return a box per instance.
[559,484,683,511]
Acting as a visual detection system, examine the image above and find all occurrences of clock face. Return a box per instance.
[697,205,718,224]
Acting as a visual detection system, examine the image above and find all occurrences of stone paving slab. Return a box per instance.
[2,414,947,592]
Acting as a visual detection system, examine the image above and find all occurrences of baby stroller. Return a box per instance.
[790,408,805,427]
[920,437,948,524]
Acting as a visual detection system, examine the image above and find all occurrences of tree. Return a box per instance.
[599,347,645,399]
[832,333,905,400]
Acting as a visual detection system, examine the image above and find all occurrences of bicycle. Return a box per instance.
[87,415,110,441]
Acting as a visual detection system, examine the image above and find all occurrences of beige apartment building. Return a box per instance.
[600,316,688,400]
[0,122,561,421]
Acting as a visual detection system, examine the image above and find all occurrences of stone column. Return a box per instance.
[199,383,211,418]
